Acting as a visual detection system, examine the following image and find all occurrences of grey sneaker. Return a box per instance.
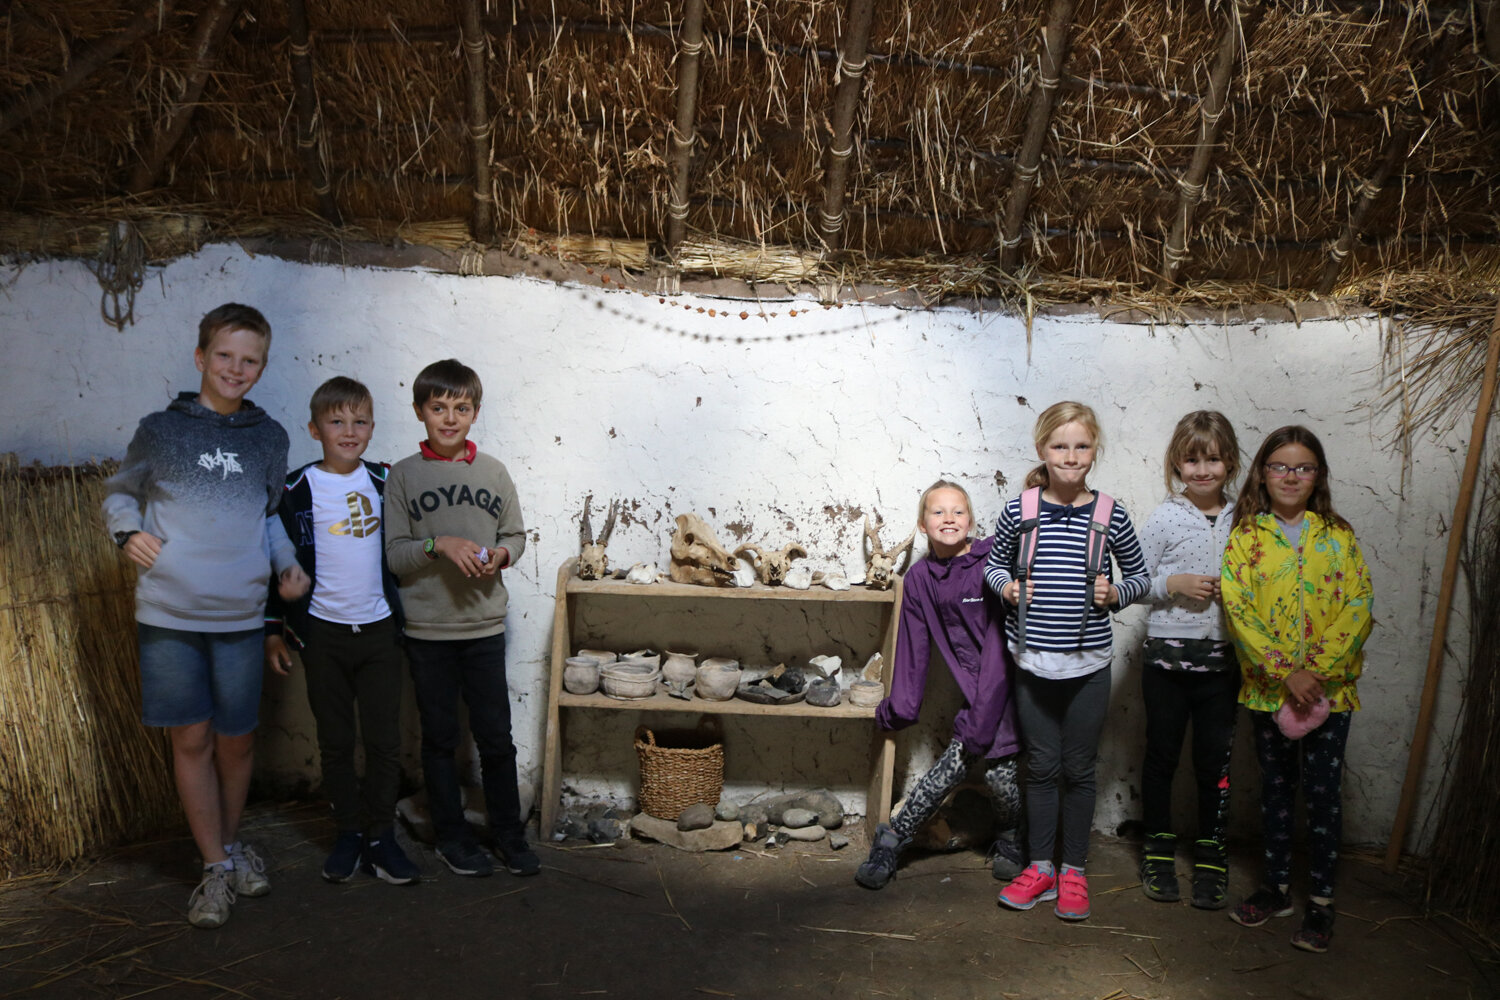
[228,842,271,897]
[187,865,236,929]
[854,823,909,890]
[988,835,1025,880]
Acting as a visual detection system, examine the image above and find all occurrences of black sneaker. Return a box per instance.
[1290,902,1335,953]
[1230,885,1294,927]
[1139,833,1180,902]
[436,840,494,877]
[365,830,421,885]
[854,823,909,890]
[322,832,364,883]
[987,835,1025,880]
[1191,839,1229,910]
[496,839,540,876]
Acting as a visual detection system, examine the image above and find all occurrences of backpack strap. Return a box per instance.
[1079,492,1115,643]
[1015,487,1042,647]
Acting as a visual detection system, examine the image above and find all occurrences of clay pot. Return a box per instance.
[847,679,884,707]
[695,659,741,701]
[662,650,699,696]
[563,656,601,695]
[600,661,661,699]
[622,649,661,669]
[577,649,617,666]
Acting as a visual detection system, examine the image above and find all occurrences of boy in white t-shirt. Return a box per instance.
[264,377,418,885]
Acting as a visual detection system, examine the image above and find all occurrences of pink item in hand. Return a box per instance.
[1274,696,1330,739]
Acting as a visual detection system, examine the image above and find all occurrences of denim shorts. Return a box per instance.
[137,624,264,735]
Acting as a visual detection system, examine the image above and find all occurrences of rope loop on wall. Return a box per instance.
[89,220,146,331]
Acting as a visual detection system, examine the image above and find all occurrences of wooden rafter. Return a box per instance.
[817,0,876,249]
[998,0,1078,271]
[457,0,494,244]
[0,1,176,138]
[1157,1,1263,289]
[283,0,341,225]
[664,0,706,254]
[1316,15,1470,295]
[126,0,240,195]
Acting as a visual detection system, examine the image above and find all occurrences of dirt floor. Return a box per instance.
[1,803,1495,1000]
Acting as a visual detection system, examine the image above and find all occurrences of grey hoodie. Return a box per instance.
[103,392,298,631]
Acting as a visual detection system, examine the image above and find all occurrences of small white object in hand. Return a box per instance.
[477,547,490,564]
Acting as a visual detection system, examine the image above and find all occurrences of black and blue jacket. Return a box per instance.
[264,459,404,648]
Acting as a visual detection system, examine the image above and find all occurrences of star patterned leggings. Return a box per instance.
[1250,708,1352,900]
[890,738,1022,843]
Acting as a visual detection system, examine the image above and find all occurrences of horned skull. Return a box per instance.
[863,514,916,591]
[733,541,809,587]
[577,494,619,581]
[668,513,739,587]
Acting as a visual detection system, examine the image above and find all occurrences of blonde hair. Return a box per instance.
[1164,410,1241,497]
[1025,401,1102,490]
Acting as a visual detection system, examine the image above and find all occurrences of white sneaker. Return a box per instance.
[227,842,271,897]
[187,866,236,929]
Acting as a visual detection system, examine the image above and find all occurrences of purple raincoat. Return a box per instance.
[875,536,1021,758]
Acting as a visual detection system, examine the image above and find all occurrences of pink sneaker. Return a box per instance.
[1054,868,1090,920]
[998,864,1058,910]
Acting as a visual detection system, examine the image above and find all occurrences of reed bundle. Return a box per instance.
[1427,457,1500,934]
[0,459,177,878]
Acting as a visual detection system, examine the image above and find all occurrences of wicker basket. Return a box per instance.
[634,724,724,820]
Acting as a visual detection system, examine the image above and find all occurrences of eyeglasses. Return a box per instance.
[1264,463,1319,479]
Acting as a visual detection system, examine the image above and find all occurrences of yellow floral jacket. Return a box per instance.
[1221,511,1373,712]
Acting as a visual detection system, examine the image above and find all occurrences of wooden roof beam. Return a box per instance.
[457,0,494,244]
[817,0,876,249]
[665,0,706,254]
[1316,15,1468,295]
[0,0,176,138]
[126,0,240,195]
[1158,1,1264,289]
[283,0,341,225]
[999,0,1078,271]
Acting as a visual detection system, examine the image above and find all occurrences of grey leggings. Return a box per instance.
[1016,667,1111,868]
[891,738,1022,841]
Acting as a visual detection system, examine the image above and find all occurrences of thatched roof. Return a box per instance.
[1,0,1497,317]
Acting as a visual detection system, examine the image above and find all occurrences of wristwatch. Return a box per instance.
[114,530,139,549]
[423,537,437,560]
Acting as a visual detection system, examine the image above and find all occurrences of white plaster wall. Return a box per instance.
[0,247,1467,850]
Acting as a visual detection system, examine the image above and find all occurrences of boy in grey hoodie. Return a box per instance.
[103,303,309,929]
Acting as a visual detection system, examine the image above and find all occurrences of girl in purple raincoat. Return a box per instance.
[855,480,1023,890]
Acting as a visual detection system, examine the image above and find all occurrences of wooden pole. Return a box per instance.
[1158,1,1262,288]
[126,0,240,194]
[664,0,706,254]
[283,0,341,225]
[0,1,176,138]
[458,0,494,244]
[1385,299,1500,872]
[998,0,1077,271]
[816,0,876,249]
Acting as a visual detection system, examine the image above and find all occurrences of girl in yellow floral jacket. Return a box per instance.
[1221,425,1372,956]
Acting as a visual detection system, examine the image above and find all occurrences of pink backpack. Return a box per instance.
[1015,486,1115,647]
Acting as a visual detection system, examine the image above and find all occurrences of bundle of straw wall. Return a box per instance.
[0,459,177,877]
[1428,457,1500,934]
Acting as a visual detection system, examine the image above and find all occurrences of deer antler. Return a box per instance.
[889,528,917,569]
[733,544,762,568]
[580,494,595,545]
[864,514,885,557]
[599,499,619,546]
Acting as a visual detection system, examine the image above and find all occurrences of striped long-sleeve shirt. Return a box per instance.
[983,490,1150,656]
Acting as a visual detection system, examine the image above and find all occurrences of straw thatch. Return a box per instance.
[0,1,1492,318]
[0,459,178,876]
[1429,456,1500,935]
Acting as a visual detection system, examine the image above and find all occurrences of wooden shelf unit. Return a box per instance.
[539,559,901,838]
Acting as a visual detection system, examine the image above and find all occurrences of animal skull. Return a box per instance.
[577,494,619,581]
[733,541,809,587]
[863,514,916,591]
[668,513,739,587]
